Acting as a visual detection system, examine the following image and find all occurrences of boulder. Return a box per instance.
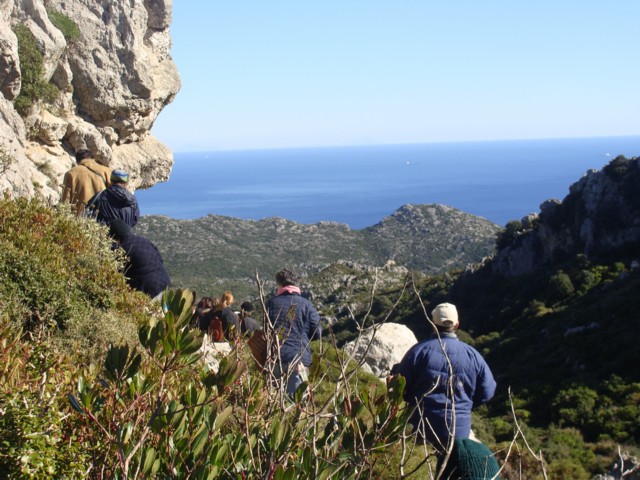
[343,322,417,379]
[199,335,233,374]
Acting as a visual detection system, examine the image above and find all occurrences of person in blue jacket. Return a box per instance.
[394,303,496,449]
[108,220,171,301]
[266,268,321,399]
[86,169,140,227]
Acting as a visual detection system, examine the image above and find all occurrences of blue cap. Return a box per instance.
[110,169,129,183]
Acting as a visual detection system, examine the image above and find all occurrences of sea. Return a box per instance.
[136,136,640,229]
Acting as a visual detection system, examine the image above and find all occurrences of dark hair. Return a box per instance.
[240,301,253,312]
[75,149,93,162]
[275,268,298,287]
[197,297,215,310]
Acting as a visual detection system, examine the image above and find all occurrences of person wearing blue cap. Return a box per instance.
[85,169,140,227]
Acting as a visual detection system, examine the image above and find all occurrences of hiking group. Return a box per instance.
[61,149,169,301]
[61,148,500,478]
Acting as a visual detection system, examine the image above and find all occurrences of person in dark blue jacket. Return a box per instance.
[395,303,496,450]
[86,169,140,227]
[266,268,321,399]
[108,220,171,300]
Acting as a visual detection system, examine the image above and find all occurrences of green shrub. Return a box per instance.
[552,385,598,429]
[67,289,415,478]
[0,317,91,478]
[603,155,630,179]
[0,146,15,176]
[0,195,147,357]
[546,270,575,302]
[12,24,59,116]
[496,219,522,250]
[47,9,81,42]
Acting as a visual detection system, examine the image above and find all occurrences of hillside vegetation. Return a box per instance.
[1,155,639,478]
[0,195,473,479]
[136,203,498,300]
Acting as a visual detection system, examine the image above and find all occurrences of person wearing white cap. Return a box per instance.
[394,302,496,450]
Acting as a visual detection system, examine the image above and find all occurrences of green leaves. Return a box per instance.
[104,344,141,383]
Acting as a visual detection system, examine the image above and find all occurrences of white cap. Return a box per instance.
[431,303,459,327]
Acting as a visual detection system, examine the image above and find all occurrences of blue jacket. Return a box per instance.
[88,184,140,227]
[119,233,171,298]
[396,332,496,446]
[267,293,321,367]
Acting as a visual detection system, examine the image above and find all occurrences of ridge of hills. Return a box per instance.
[136,203,499,299]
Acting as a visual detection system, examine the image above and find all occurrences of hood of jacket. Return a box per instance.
[105,185,136,207]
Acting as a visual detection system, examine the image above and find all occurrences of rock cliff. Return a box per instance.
[492,156,640,276]
[0,0,179,200]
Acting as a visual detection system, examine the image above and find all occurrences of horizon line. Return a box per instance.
[168,134,640,155]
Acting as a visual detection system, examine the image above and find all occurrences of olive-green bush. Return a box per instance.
[47,9,81,42]
[12,24,59,116]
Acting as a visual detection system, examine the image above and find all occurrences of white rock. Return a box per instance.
[343,322,418,379]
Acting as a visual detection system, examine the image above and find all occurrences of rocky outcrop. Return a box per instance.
[0,0,179,200]
[343,322,417,378]
[366,204,500,273]
[492,156,640,276]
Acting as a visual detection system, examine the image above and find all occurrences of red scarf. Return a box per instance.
[276,285,301,296]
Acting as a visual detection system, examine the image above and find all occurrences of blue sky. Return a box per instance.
[152,2,640,152]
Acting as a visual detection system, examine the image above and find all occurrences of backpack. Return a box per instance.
[209,315,224,342]
[84,188,106,219]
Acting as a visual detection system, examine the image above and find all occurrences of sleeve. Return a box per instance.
[307,303,322,340]
[61,173,72,203]
[473,356,497,406]
[395,349,418,402]
[132,198,140,227]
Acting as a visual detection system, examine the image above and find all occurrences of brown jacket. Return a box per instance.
[61,159,112,214]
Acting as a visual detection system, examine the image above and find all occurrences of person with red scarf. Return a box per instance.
[266,268,322,399]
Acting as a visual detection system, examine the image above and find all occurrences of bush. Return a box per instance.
[47,9,81,42]
[546,270,575,302]
[0,195,147,357]
[67,289,416,478]
[0,317,91,478]
[12,24,59,116]
[603,155,630,179]
[496,220,522,250]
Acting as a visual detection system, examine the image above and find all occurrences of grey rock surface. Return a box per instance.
[492,157,640,277]
[0,0,179,199]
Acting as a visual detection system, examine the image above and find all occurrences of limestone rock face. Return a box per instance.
[343,322,417,378]
[492,157,640,276]
[0,0,179,201]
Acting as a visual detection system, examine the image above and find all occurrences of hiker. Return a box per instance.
[85,169,140,227]
[192,296,217,331]
[266,268,321,398]
[61,149,111,215]
[393,302,496,449]
[108,219,171,301]
[239,301,262,337]
[218,291,240,340]
[437,438,501,479]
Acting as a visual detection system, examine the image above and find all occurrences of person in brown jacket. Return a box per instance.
[61,149,111,214]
